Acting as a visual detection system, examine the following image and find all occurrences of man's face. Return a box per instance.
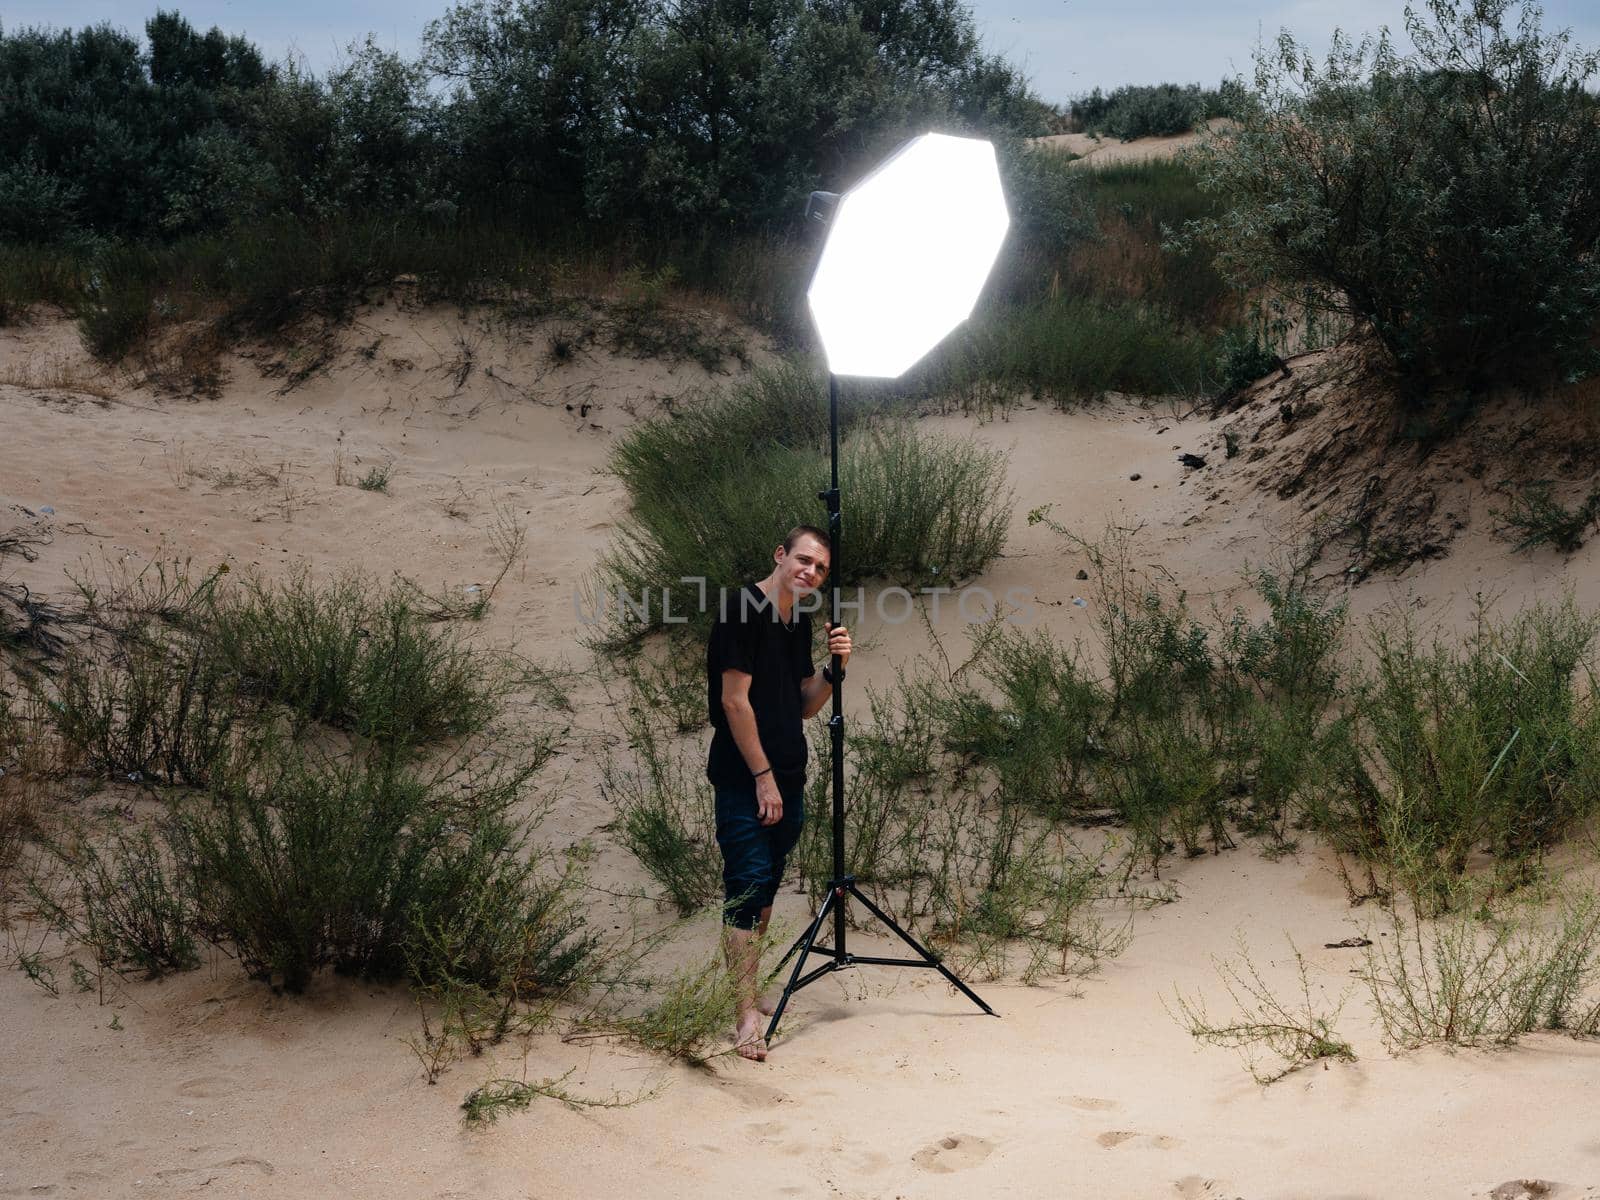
[776,535,830,597]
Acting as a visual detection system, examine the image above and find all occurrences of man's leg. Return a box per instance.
[754,906,777,1015]
[753,780,805,1019]
[722,922,767,1060]
[714,782,774,1061]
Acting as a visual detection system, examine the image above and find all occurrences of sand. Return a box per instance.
[1033,119,1236,167]
[5,288,1600,1200]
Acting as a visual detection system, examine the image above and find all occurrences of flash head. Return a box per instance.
[804,190,841,229]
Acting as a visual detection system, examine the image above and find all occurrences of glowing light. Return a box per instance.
[807,133,1010,379]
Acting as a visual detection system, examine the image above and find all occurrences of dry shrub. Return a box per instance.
[142,320,227,398]
[1169,934,1357,1084]
[1361,889,1600,1049]
[1065,214,1171,308]
[0,684,61,886]
[0,351,116,400]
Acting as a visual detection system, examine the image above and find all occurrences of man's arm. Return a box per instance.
[722,668,784,825]
[800,621,851,719]
[800,673,832,719]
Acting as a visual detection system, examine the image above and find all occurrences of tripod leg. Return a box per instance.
[764,887,836,1045]
[847,883,998,1017]
[773,905,822,974]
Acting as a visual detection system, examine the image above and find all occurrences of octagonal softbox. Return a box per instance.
[807,133,1010,379]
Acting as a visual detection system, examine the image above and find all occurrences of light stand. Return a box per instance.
[763,371,996,1046]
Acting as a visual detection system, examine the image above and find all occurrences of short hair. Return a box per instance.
[783,525,830,557]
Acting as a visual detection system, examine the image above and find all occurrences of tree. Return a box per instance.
[147,9,265,90]
[0,14,272,239]
[327,40,430,213]
[422,0,642,224]
[1190,0,1600,400]
[0,1,1053,241]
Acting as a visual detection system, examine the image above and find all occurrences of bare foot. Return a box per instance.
[734,1012,768,1062]
[757,991,779,1016]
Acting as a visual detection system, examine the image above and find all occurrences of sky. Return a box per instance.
[4,0,1600,106]
[971,0,1600,103]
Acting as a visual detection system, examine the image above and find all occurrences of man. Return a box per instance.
[706,525,851,1062]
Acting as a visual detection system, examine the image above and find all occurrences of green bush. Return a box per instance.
[994,139,1095,267]
[75,246,160,362]
[208,571,498,745]
[840,423,1011,579]
[30,824,200,979]
[49,631,242,787]
[1099,706,1231,870]
[1490,483,1600,554]
[1362,891,1600,1048]
[1101,83,1206,140]
[1213,325,1284,393]
[0,242,84,324]
[617,632,707,735]
[1070,81,1242,139]
[790,659,1127,981]
[793,692,933,902]
[919,297,1222,407]
[597,954,744,1067]
[1049,525,1348,870]
[25,738,593,998]
[1324,598,1600,909]
[1190,0,1600,398]
[0,159,85,243]
[1171,935,1356,1084]
[22,573,590,1001]
[1069,159,1238,326]
[599,365,1011,637]
[37,563,501,786]
[967,627,1103,817]
[602,685,721,916]
[174,741,591,994]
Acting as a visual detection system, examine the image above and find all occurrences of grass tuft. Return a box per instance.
[357,464,393,493]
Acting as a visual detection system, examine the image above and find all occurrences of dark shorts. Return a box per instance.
[714,774,805,930]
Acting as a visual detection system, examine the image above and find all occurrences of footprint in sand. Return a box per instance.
[1174,1174,1240,1199]
[1066,1095,1120,1112]
[1097,1130,1181,1151]
[215,1157,275,1176]
[912,1134,995,1174]
[738,1121,812,1160]
[176,1076,236,1099]
[717,1080,788,1110]
[1490,1183,1569,1200]
[850,1149,893,1177]
[156,1157,274,1185]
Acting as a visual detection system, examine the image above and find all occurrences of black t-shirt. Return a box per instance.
[706,582,815,785]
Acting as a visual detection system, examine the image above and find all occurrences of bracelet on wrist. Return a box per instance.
[752,766,773,779]
[823,664,846,685]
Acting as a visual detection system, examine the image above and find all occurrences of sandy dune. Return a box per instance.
[1034,119,1236,167]
[5,300,1600,1200]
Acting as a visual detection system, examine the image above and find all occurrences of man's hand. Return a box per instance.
[756,772,783,826]
[825,621,852,668]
